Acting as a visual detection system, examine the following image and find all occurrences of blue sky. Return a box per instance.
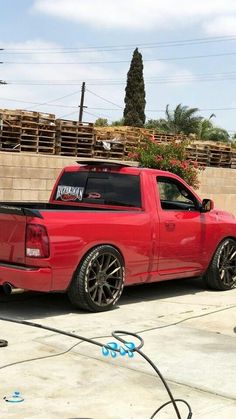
[1,0,236,133]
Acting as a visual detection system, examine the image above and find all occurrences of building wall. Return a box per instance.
[197,168,236,215]
[0,152,236,215]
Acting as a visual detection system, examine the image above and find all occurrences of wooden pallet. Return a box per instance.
[37,112,56,153]
[95,127,142,144]
[76,148,93,158]
[186,144,209,166]
[231,151,236,169]
[93,150,125,159]
[0,109,22,125]
[207,144,231,167]
[0,124,21,152]
[20,110,38,123]
[56,119,95,157]
[94,141,125,158]
[0,109,57,154]
[94,128,125,159]
[0,110,21,151]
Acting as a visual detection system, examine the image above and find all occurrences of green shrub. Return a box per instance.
[128,137,204,189]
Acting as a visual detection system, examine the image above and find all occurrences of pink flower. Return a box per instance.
[128,152,139,160]
[149,135,156,144]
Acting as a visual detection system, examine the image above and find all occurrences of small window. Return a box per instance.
[55,171,141,208]
[157,177,198,211]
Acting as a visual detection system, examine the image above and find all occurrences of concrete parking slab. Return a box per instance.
[0,278,236,418]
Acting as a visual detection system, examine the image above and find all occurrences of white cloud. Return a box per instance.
[144,61,168,77]
[0,39,127,120]
[204,16,236,36]
[32,0,236,31]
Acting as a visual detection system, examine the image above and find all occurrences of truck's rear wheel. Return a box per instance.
[204,238,236,290]
[68,245,124,312]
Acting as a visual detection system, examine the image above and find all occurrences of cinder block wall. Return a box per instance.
[0,152,76,202]
[197,168,236,215]
[0,152,236,215]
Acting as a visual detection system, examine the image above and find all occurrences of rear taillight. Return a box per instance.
[26,224,50,258]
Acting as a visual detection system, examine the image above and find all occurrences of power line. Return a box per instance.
[2,95,236,114]
[1,96,236,129]
[2,34,236,53]
[0,97,79,109]
[37,89,82,107]
[58,111,79,119]
[0,81,120,118]
[0,88,84,109]
[3,50,236,65]
[86,88,123,109]
[83,109,110,119]
[7,72,236,86]
[6,69,236,81]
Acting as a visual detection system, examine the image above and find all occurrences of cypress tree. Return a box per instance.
[123,48,146,127]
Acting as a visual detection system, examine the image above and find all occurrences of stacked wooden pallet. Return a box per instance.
[186,142,209,166]
[94,126,147,159]
[231,150,236,169]
[0,109,56,153]
[207,142,231,167]
[20,110,39,152]
[94,127,191,158]
[186,141,233,168]
[38,112,56,154]
[56,120,94,157]
[150,132,188,144]
[1,111,235,170]
[94,130,125,159]
[0,109,22,151]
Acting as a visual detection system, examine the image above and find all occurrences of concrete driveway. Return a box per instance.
[0,278,236,419]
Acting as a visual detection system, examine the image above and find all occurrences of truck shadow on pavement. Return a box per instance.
[0,277,206,320]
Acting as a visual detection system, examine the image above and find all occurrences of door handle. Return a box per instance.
[165,221,175,230]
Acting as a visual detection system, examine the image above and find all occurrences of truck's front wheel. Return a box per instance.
[68,245,125,312]
[204,238,236,290]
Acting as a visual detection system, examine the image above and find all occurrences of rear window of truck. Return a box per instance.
[54,171,141,208]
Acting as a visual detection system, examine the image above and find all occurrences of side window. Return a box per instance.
[157,177,199,211]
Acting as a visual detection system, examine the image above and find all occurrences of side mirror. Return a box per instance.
[201,199,214,213]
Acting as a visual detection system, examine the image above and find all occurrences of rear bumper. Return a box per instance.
[0,263,52,291]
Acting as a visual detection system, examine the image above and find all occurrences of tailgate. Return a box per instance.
[0,213,26,264]
[0,205,43,264]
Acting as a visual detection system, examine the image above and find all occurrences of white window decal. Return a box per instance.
[56,186,84,202]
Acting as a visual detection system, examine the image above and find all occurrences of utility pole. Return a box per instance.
[78,82,86,122]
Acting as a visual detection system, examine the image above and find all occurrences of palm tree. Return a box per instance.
[161,104,203,135]
[202,127,230,142]
[197,115,230,142]
[196,114,215,140]
[145,119,167,131]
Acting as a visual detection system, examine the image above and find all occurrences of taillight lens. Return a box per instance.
[26,224,50,258]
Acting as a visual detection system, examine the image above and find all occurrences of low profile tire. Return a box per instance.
[204,238,236,290]
[68,245,125,312]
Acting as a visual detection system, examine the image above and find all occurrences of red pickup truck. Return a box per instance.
[0,160,235,312]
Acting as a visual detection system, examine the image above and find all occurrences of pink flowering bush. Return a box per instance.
[128,136,204,189]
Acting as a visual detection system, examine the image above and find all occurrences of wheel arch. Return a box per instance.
[206,235,236,272]
[69,243,125,288]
